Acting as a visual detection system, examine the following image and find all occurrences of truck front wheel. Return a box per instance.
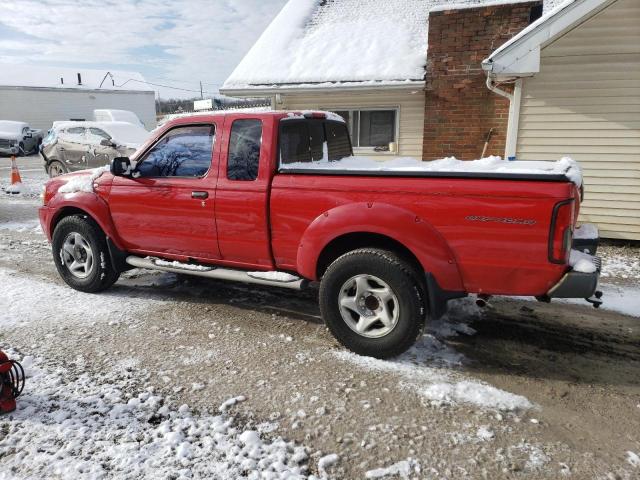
[52,216,120,293]
[320,248,425,358]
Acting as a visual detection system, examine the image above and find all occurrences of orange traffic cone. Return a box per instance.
[7,155,23,194]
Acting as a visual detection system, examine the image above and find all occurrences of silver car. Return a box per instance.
[41,121,150,177]
[0,121,43,156]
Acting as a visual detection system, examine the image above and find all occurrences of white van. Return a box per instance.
[93,109,147,130]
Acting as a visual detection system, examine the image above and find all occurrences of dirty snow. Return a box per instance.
[333,299,533,411]
[627,451,640,468]
[569,249,597,274]
[281,155,583,186]
[365,458,420,479]
[58,166,110,194]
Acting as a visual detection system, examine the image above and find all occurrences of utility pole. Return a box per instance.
[200,81,203,99]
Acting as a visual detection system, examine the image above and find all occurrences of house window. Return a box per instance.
[332,109,397,151]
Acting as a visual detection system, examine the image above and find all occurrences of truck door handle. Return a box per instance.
[191,191,208,199]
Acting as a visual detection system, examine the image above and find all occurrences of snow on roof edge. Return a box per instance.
[483,0,607,69]
[430,0,538,13]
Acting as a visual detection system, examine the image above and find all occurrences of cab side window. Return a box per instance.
[136,125,214,178]
[227,119,262,181]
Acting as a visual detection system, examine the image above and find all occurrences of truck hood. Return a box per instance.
[0,132,21,141]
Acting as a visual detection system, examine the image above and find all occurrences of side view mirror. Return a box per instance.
[111,157,132,177]
[100,138,114,147]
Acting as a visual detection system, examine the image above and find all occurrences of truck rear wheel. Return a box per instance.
[52,216,120,293]
[320,248,425,358]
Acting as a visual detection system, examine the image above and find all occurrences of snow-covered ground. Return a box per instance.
[1,154,639,479]
[0,349,310,480]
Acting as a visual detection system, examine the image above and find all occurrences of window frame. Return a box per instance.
[134,123,216,179]
[225,118,263,182]
[325,107,400,154]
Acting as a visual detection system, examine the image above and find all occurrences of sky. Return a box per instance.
[0,0,288,99]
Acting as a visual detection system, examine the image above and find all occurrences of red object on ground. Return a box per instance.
[10,155,22,185]
[0,350,25,414]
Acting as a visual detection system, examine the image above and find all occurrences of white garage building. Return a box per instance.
[0,64,156,131]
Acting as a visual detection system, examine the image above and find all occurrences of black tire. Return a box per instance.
[47,160,67,177]
[319,248,426,358]
[52,215,120,293]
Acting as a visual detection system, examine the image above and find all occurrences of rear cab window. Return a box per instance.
[279,118,352,166]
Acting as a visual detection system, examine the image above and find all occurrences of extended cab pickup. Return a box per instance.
[39,111,602,358]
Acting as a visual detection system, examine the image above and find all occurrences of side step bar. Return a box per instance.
[125,256,309,290]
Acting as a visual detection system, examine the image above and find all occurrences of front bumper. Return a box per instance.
[0,146,19,155]
[38,206,53,241]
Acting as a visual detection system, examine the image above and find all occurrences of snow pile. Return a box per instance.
[573,223,598,240]
[317,453,339,478]
[569,249,597,274]
[365,458,420,479]
[627,451,640,468]
[333,299,533,411]
[0,352,310,479]
[281,155,583,186]
[58,166,110,194]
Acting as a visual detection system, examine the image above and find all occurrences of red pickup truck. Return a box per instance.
[39,111,602,358]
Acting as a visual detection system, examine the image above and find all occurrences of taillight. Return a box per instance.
[548,199,575,264]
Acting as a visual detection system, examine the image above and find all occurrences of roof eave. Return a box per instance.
[483,0,611,79]
[221,80,426,97]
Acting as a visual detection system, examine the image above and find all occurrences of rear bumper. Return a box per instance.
[548,230,601,299]
[547,268,599,298]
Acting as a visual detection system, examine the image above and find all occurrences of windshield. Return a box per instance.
[102,123,150,146]
[0,121,26,135]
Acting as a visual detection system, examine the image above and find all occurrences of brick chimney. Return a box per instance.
[423,1,542,160]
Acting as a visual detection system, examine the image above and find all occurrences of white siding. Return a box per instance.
[516,0,640,240]
[280,88,425,158]
[0,87,157,131]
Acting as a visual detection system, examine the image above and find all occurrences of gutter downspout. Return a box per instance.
[485,74,522,160]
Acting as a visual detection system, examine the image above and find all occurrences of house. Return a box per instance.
[222,0,560,158]
[223,0,637,240]
[0,64,156,131]
[483,0,640,240]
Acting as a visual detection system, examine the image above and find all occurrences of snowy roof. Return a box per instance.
[223,0,526,91]
[482,0,609,78]
[0,64,153,92]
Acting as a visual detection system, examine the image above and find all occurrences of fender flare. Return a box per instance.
[47,193,125,250]
[296,202,464,291]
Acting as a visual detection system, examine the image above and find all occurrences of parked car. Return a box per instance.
[41,121,151,177]
[0,121,43,156]
[38,111,601,358]
[93,109,148,130]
